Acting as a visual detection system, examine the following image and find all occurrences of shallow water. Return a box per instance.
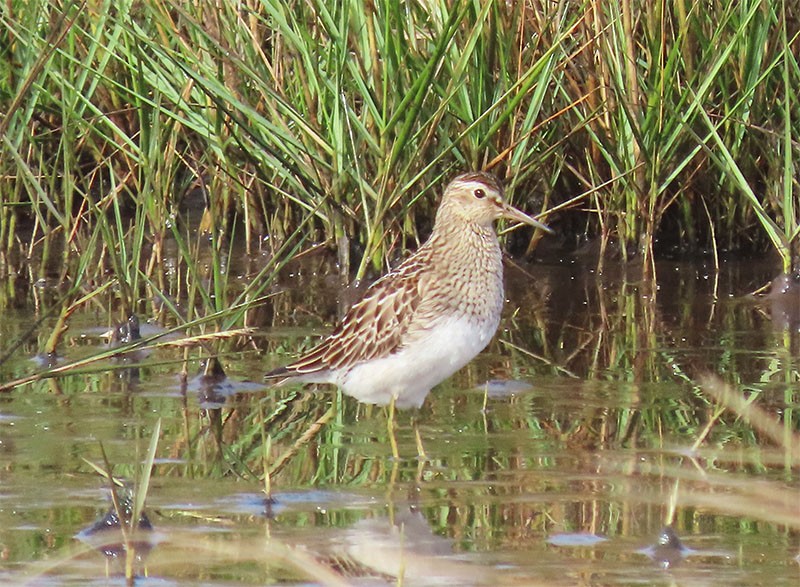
[0,253,798,585]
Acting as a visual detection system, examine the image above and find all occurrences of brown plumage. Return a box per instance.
[266,171,551,408]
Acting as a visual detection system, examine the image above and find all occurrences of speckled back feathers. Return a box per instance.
[266,171,549,406]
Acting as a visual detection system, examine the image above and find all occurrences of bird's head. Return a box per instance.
[437,171,552,233]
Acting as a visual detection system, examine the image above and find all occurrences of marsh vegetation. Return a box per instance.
[0,1,799,584]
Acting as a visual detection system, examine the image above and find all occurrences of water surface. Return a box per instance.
[0,253,798,585]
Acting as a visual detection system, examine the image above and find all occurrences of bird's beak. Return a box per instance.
[500,201,554,234]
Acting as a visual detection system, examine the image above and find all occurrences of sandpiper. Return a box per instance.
[266,172,551,416]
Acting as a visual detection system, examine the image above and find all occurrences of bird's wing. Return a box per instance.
[270,258,429,377]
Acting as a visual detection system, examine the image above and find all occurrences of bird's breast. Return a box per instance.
[433,230,504,321]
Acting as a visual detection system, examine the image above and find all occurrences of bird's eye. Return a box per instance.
[474,188,486,199]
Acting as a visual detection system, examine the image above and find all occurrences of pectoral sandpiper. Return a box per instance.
[266,172,551,424]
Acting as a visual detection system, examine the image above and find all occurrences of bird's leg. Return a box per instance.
[413,415,427,461]
[388,395,399,460]
[412,412,427,482]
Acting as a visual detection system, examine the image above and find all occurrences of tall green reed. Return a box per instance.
[1,0,799,282]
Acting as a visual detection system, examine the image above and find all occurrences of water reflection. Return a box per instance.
[75,489,155,562]
[765,272,800,334]
[638,526,692,569]
[329,508,494,584]
[0,256,797,585]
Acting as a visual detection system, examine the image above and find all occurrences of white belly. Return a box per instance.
[337,315,498,408]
